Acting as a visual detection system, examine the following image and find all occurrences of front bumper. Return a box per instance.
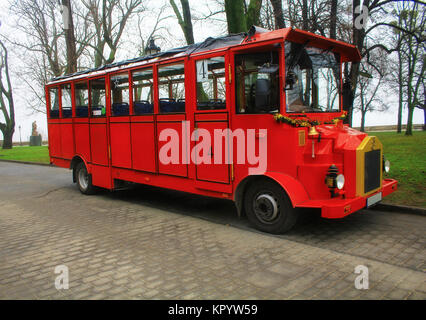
[297,178,398,219]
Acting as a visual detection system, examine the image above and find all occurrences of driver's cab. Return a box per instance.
[231,30,353,119]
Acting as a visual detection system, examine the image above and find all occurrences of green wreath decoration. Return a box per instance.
[273,111,347,127]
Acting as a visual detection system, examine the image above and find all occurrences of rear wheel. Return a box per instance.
[244,179,298,234]
[75,162,97,195]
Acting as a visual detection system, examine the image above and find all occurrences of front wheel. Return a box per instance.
[244,179,298,234]
[75,162,97,195]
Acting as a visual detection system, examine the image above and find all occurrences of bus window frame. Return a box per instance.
[230,40,285,116]
[157,59,187,114]
[109,70,131,117]
[192,52,229,113]
[88,76,109,118]
[60,82,74,119]
[73,80,90,118]
[47,85,61,119]
[130,66,155,116]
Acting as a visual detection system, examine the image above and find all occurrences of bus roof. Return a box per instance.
[47,27,361,85]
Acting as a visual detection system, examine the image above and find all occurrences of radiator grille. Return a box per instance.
[364,149,381,193]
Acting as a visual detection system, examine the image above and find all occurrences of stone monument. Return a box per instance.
[29,121,42,146]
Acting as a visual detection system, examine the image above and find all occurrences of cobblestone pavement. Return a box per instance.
[0,162,425,300]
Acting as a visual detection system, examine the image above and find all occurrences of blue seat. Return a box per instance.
[62,109,72,118]
[159,98,185,113]
[76,106,88,117]
[134,101,153,114]
[112,102,129,116]
[50,109,59,118]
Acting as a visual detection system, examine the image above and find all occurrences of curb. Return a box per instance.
[372,203,426,216]
[0,159,52,167]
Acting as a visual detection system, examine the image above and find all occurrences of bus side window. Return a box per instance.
[132,68,154,115]
[74,81,89,118]
[61,84,72,118]
[158,63,185,113]
[111,73,130,116]
[90,78,106,117]
[49,87,60,118]
[196,57,226,110]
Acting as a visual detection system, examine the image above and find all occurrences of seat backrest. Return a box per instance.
[134,101,153,114]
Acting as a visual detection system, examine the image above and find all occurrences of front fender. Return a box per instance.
[263,172,310,207]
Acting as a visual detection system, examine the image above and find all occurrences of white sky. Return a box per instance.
[0,0,423,142]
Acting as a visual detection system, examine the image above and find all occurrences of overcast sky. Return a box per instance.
[0,0,423,142]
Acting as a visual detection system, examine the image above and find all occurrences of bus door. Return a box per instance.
[193,55,232,189]
[156,62,188,177]
[88,77,111,188]
[130,67,156,173]
[74,80,91,163]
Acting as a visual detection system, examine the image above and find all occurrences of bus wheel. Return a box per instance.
[244,179,298,234]
[75,162,97,195]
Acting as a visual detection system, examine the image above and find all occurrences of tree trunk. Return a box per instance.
[423,107,426,131]
[61,0,77,74]
[396,29,403,133]
[360,111,365,132]
[329,0,337,39]
[405,105,414,135]
[224,0,247,34]
[180,0,194,45]
[246,0,263,28]
[302,0,308,30]
[270,0,285,29]
[1,128,13,149]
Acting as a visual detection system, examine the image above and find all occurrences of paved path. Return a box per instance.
[0,162,425,299]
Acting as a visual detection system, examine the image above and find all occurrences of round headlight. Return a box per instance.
[336,174,345,190]
[384,159,390,173]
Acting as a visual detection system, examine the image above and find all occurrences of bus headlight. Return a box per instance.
[384,159,390,173]
[336,174,345,189]
[325,164,344,197]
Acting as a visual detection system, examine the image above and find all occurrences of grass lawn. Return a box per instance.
[373,131,426,208]
[0,130,424,208]
[0,146,50,164]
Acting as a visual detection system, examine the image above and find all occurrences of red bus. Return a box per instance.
[45,27,397,234]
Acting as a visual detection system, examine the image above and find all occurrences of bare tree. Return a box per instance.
[9,0,93,113]
[0,38,15,149]
[82,0,146,68]
[355,52,389,132]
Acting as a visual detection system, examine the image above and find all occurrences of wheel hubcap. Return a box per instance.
[253,193,279,224]
[78,167,89,190]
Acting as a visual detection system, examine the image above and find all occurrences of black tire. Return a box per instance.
[244,179,298,234]
[75,162,97,195]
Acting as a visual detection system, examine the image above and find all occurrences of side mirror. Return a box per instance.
[255,78,271,111]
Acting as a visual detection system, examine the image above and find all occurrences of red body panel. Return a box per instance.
[74,120,91,162]
[110,120,132,169]
[89,121,109,166]
[131,120,156,172]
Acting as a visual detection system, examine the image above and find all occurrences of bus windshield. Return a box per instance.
[285,41,341,113]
